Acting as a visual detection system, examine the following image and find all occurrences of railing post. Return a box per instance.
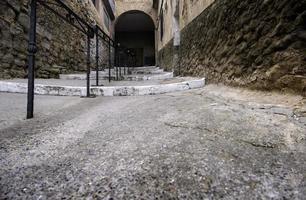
[108,40,111,82]
[27,0,37,119]
[115,46,119,81]
[86,27,91,97]
[119,52,122,79]
[127,56,130,75]
[95,26,99,86]
[124,53,127,75]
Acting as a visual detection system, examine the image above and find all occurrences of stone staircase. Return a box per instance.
[59,66,174,81]
[0,66,205,97]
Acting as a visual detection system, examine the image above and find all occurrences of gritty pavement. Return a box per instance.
[0,84,305,199]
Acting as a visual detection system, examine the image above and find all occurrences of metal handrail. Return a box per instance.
[94,25,116,85]
[26,0,115,118]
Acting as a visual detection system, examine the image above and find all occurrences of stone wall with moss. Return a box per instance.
[0,0,109,79]
[158,0,306,95]
[157,39,173,72]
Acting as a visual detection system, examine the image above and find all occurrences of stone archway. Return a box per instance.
[115,10,156,67]
[115,0,157,26]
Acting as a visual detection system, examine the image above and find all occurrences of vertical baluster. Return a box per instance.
[27,0,37,119]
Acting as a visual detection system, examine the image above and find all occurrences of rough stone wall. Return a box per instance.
[0,0,110,79]
[157,39,173,71]
[159,0,306,95]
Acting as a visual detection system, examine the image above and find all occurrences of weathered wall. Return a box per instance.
[157,0,173,50]
[157,0,215,51]
[158,0,306,95]
[0,0,111,79]
[180,0,215,29]
[93,0,113,35]
[115,0,156,22]
[157,39,173,71]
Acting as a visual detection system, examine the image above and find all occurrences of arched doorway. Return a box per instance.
[115,10,156,67]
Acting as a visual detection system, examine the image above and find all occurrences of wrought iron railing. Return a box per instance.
[26,0,116,119]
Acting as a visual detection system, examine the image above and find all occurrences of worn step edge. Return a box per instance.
[124,72,174,81]
[123,66,158,70]
[101,67,160,73]
[89,69,165,76]
[0,78,205,97]
[60,72,174,81]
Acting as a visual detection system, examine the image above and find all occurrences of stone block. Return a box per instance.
[9,23,23,35]
[0,5,15,22]
[17,12,30,32]
[7,0,21,12]
[1,63,11,69]
[2,53,14,64]
[14,58,26,67]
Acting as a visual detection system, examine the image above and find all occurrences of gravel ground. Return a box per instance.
[1,77,196,87]
[0,84,305,199]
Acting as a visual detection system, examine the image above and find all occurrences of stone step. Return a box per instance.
[132,69,164,74]
[103,65,158,70]
[60,72,173,81]
[124,72,174,81]
[127,66,158,70]
[130,67,160,71]
[90,69,165,76]
[0,78,205,97]
[102,67,162,74]
[59,75,116,81]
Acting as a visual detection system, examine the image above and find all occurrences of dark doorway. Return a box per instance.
[115,10,155,67]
